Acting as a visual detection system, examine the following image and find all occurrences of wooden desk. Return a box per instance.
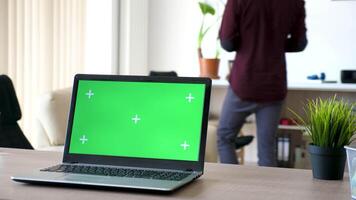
[0,148,351,200]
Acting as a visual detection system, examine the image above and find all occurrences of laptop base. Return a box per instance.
[12,170,200,192]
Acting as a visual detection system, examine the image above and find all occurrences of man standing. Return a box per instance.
[218,0,307,166]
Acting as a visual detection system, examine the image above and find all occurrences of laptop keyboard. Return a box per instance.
[41,164,191,181]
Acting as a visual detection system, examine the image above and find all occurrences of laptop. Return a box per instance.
[11,74,211,192]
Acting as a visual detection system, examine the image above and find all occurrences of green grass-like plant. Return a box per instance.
[290,96,356,148]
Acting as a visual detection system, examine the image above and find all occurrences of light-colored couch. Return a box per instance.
[33,88,218,162]
[33,88,72,152]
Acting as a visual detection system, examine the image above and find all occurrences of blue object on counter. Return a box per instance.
[307,74,319,80]
[307,72,326,80]
[320,73,326,80]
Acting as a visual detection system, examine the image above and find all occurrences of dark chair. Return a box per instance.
[235,135,254,149]
[0,75,33,149]
[235,133,254,164]
[149,71,178,77]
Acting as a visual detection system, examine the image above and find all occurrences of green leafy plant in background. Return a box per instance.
[197,1,221,59]
[290,96,356,148]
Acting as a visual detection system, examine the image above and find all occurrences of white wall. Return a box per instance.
[287,0,356,83]
[84,0,113,74]
[147,0,356,82]
[119,0,148,75]
[148,0,201,76]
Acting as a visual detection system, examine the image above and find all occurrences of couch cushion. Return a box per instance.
[37,88,72,145]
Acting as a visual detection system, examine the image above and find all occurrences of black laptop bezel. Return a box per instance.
[63,74,211,172]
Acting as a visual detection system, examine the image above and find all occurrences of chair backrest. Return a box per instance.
[0,75,21,124]
[0,75,33,149]
[149,71,178,77]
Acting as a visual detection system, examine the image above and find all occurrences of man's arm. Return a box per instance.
[285,0,308,52]
[219,0,240,52]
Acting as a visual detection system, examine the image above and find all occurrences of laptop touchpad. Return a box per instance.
[62,174,111,182]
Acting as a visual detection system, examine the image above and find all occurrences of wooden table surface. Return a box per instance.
[0,148,351,200]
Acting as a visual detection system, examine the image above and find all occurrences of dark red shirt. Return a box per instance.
[219,0,307,102]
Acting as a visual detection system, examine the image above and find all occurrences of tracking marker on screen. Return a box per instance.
[132,114,141,124]
[85,90,94,99]
[80,135,88,144]
[185,93,195,103]
[180,141,190,150]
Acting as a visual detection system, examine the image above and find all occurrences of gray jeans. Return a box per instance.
[217,87,283,166]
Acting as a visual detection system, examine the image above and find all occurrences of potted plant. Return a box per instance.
[197,1,221,79]
[291,96,356,180]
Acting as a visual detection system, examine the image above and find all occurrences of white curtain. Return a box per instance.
[0,0,86,142]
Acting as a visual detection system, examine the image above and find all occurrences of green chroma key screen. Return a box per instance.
[69,80,206,161]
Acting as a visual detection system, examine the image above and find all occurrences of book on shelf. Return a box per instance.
[276,127,305,168]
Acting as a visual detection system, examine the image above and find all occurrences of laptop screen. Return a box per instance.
[68,80,206,162]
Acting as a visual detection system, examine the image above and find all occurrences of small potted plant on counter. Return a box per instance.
[197,1,221,79]
[290,96,356,180]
